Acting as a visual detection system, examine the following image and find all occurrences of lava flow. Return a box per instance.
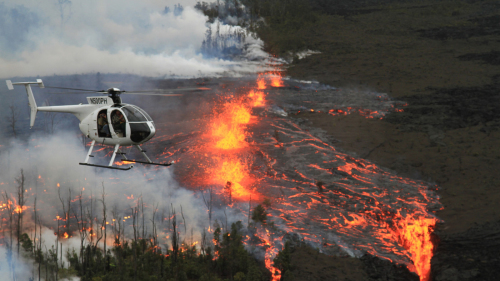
[155,72,441,281]
[17,72,440,280]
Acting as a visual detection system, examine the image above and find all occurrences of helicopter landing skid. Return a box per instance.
[79,141,134,170]
[79,163,133,170]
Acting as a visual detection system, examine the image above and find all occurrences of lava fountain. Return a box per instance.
[154,72,441,281]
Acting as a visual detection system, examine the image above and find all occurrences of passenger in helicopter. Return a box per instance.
[111,110,126,137]
[97,112,111,137]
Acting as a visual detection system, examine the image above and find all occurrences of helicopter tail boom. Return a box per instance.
[6,79,44,128]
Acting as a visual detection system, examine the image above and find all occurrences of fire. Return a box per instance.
[248,90,266,107]
[257,78,266,90]
[211,158,256,200]
[153,70,440,280]
[270,74,284,88]
[210,100,251,150]
[204,80,272,200]
[394,216,437,281]
[14,205,27,213]
[212,122,247,150]
[63,232,69,239]
[255,229,281,281]
[115,160,133,166]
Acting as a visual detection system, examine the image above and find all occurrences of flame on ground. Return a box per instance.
[393,216,437,281]
[210,158,256,201]
[248,90,266,107]
[210,100,251,150]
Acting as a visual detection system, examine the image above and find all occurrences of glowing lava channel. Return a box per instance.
[154,72,439,281]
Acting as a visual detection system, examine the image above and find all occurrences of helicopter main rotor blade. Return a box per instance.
[125,87,211,93]
[47,91,107,95]
[121,92,183,97]
[44,86,102,92]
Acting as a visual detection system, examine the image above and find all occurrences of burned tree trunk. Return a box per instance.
[16,169,26,255]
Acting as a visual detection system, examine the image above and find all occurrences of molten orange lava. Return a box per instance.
[210,159,256,200]
[270,74,284,87]
[210,101,251,150]
[202,79,273,201]
[248,90,266,107]
[257,229,281,281]
[257,78,266,90]
[395,216,437,281]
[212,122,247,150]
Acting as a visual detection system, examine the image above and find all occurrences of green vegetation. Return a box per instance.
[197,0,499,96]
[240,0,317,55]
[273,241,293,280]
[196,0,318,55]
[251,204,267,223]
[17,221,268,281]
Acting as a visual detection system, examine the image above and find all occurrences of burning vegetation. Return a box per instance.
[0,71,440,281]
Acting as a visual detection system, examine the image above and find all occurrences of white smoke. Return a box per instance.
[0,0,271,79]
[0,131,209,254]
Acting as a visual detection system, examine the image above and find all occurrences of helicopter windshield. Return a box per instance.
[122,106,148,122]
[135,106,152,121]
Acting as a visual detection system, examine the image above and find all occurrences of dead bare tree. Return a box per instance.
[151,203,159,252]
[111,208,122,245]
[58,188,71,236]
[171,204,179,263]
[33,196,37,256]
[56,216,60,281]
[140,196,145,239]
[200,228,207,256]
[248,195,252,226]
[180,205,187,236]
[38,214,42,281]
[7,105,18,138]
[44,111,60,134]
[223,209,228,232]
[3,191,14,280]
[131,205,138,281]
[100,183,107,255]
[73,191,88,268]
[16,169,26,255]
[86,192,95,246]
[201,186,214,227]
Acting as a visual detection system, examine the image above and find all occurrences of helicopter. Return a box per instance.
[6,79,208,170]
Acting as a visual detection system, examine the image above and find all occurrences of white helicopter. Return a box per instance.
[6,79,208,170]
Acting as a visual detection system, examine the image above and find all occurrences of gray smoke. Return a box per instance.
[0,0,272,79]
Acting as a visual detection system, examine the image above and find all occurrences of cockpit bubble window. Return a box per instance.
[136,106,153,121]
[122,106,147,122]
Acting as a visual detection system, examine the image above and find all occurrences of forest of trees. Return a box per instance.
[195,0,318,56]
[0,168,292,281]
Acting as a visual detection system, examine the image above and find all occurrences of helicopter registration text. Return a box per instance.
[87,96,114,105]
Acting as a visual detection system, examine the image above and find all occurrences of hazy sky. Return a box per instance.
[0,0,265,79]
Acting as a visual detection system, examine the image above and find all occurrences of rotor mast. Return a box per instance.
[107,88,122,104]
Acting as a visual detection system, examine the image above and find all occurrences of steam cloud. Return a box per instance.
[0,0,270,79]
